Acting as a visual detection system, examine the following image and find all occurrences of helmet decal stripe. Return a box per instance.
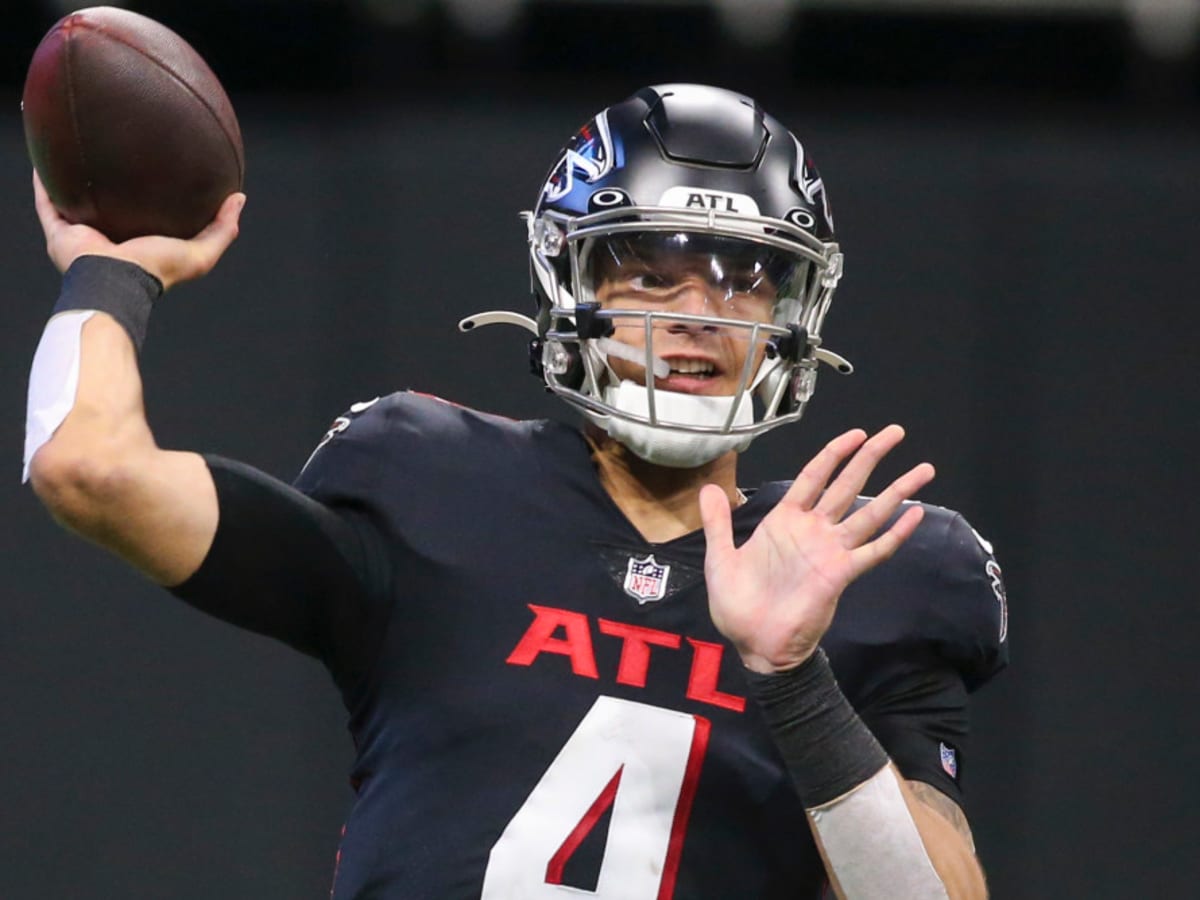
[512,84,853,466]
[542,111,617,204]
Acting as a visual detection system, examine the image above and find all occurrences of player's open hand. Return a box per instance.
[33,169,245,291]
[699,425,935,674]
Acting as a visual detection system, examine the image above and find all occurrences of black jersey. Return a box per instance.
[174,391,1008,899]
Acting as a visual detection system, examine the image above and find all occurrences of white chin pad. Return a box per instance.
[23,310,95,483]
[596,380,754,468]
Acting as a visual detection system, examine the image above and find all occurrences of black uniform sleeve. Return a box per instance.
[856,664,971,808]
[169,455,392,699]
[932,512,1009,691]
[848,507,1010,812]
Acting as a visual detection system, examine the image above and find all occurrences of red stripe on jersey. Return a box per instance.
[544,766,624,885]
[658,715,712,900]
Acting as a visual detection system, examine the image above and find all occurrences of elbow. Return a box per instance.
[29,436,144,535]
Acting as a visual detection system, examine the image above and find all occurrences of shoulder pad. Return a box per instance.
[835,499,1009,691]
[299,396,384,472]
[297,391,500,474]
[924,506,1009,690]
[292,390,533,506]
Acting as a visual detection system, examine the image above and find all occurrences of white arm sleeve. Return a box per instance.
[23,310,95,483]
[808,766,949,899]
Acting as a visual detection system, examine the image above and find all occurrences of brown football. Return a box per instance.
[22,6,244,242]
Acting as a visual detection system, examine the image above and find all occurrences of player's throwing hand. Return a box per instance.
[699,425,936,675]
[33,169,245,290]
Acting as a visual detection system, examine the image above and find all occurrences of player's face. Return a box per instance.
[592,233,782,397]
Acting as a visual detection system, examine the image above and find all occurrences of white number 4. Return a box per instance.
[482,696,711,899]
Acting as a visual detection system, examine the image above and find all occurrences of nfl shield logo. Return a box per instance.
[940,742,958,779]
[623,554,671,604]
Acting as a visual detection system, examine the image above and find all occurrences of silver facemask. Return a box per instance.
[462,206,852,467]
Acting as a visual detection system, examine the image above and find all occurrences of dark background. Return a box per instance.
[3,0,1198,897]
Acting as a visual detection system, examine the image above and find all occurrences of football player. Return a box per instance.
[25,84,1006,898]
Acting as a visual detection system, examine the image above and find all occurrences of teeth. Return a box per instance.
[669,359,715,375]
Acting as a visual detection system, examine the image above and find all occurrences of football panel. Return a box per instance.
[22,7,244,241]
[70,7,244,181]
[69,29,244,239]
[22,25,97,227]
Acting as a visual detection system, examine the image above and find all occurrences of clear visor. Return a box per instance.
[524,223,843,454]
[584,231,812,324]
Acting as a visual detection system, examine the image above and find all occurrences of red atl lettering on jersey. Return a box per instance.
[506,605,746,714]
[684,638,746,713]
[506,605,599,678]
[597,619,681,687]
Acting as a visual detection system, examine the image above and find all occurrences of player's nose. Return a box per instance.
[665,278,723,331]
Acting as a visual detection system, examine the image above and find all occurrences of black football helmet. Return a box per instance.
[460,83,850,466]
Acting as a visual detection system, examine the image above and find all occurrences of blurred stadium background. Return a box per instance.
[4,1,1199,102]
[2,1,1196,898]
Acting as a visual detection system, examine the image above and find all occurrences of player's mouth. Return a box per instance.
[654,356,726,393]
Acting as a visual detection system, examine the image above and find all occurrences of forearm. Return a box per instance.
[28,256,159,470]
[47,311,151,452]
[31,301,158,519]
[27,168,243,487]
[28,260,218,584]
[747,651,983,899]
[899,776,987,899]
[804,765,985,900]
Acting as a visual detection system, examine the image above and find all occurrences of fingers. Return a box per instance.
[849,502,926,576]
[214,191,247,232]
[33,168,108,273]
[32,168,68,244]
[31,173,246,287]
[186,192,245,272]
[787,424,934,554]
[840,461,936,547]
[32,168,53,223]
[784,428,868,509]
[814,424,910,520]
[784,424,910,517]
[137,192,246,290]
[699,483,735,570]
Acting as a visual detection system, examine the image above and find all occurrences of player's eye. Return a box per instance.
[626,272,669,291]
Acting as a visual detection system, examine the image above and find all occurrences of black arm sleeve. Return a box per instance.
[168,455,391,699]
